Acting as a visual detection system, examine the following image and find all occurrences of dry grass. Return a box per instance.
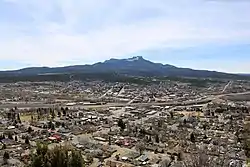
[20,114,33,122]
[20,113,48,122]
[179,111,204,117]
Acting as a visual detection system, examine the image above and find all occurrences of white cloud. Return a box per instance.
[0,0,250,71]
[178,60,250,74]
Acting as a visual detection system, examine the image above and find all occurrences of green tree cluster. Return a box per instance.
[118,119,126,131]
[3,151,10,165]
[243,121,250,158]
[29,143,84,167]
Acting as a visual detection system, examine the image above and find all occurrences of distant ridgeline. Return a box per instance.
[0,56,249,83]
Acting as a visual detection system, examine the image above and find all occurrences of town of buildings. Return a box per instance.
[0,79,250,166]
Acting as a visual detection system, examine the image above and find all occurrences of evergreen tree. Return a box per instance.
[28,127,33,133]
[7,112,11,120]
[170,112,174,118]
[17,113,21,123]
[15,136,18,142]
[30,143,84,167]
[51,110,55,119]
[48,121,53,129]
[25,137,30,145]
[177,152,182,161]
[155,134,160,143]
[3,152,10,164]
[183,119,187,125]
[118,119,126,130]
[108,136,111,145]
[68,149,84,167]
[58,111,61,117]
[51,123,55,130]
[61,107,66,116]
[190,133,195,143]
[8,133,13,140]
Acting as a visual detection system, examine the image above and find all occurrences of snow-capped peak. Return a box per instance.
[127,56,143,61]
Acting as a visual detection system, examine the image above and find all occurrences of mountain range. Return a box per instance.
[0,56,248,82]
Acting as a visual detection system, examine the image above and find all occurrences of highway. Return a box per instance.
[0,91,250,109]
[0,98,211,109]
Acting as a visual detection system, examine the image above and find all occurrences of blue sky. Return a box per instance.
[0,0,250,73]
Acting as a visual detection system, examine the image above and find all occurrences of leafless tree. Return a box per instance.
[183,148,227,167]
[136,142,146,155]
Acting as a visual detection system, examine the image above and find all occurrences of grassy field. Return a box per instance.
[20,113,49,122]
[20,114,33,122]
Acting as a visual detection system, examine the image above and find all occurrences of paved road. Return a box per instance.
[117,86,125,97]
[0,103,56,109]
[222,81,232,93]
[1,91,250,109]
[222,91,250,96]
[99,87,113,99]
[0,99,212,109]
